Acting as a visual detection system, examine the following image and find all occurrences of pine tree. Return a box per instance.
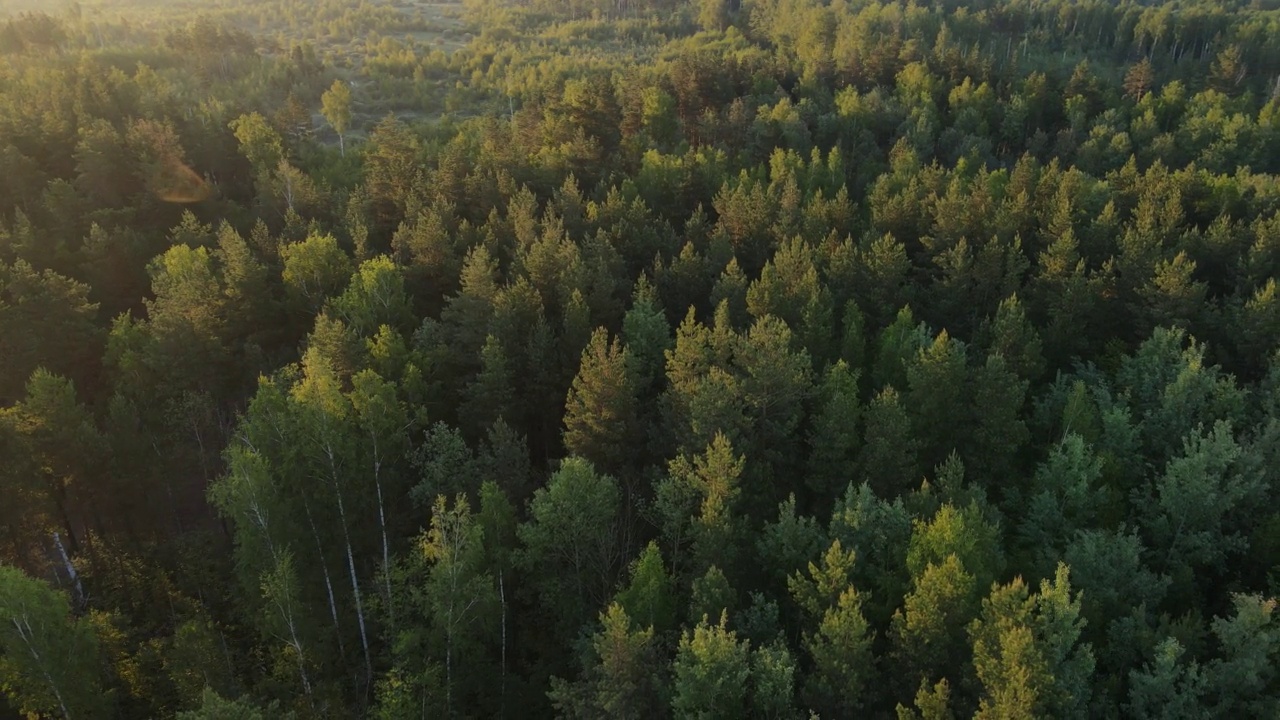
[969,565,1094,719]
[859,386,921,497]
[890,555,977,702]
[657,432,746,580]
[671,612,751,720]
[563,328,640,475]
[804,585,875,716]
[1124,59,1156,101]
[806,360,862,498]
[615,542,677,634]
[549,604,668,720]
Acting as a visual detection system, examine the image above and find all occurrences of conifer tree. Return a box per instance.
[563,328,640,475]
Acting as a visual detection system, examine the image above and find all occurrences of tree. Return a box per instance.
[671,612,751,720]
[968,565,1094,719]
[976,295,1044,382]
[804,585,875,716]
[656,432,746,580]
[1139,421,1265,604]
[2,371,107,558]
[1201,594,1280,717]
[872,306,930,392]
[907,502,1004,600]
[230,112,285,179]
[460,335,515,440]
[615,542,677,634]
[858,386,921,497]
[563,328,640,475]
[690,565,737,624]
[177,689,288,720]
[746,238,834,365]
[0,260,101,405]
[1124,59,1156,101]
[1210,45,1247,95]
[621,277,671,397]
[327,256,413,336]
[321,79,352,157]
[1014,434,1105,580]
[735,315,813,499]
[415,494,498,715]
[806,360,861,498]
[828,483,914,624]
[750,639,798,719]
[0,566,105,720]
[391,205,461,315]
[1062,529,1168,651]
[890,555,977,701]
[348,370,413,617]
[258,553,316,706]
[788,538,857,620]
[1126,637,1207,720]
[897,679,954,720]
[906,330,968,471]
[280,234,353,317]
[756,495,825,595]
[549,604,668,720]
[518,458,623,640]
[364,115,424,234]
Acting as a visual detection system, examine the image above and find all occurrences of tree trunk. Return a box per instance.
[275,594,313,701]
[51,532,83,605]
[50,482,79,556]
[344,542,372,686]
[302,496,345,656]
[374,457,393,627]
[325,443,372,686]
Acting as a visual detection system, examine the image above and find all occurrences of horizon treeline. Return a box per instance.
[2,0,1280,718]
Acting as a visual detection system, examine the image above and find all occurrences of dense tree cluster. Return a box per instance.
[3,0,1280,718]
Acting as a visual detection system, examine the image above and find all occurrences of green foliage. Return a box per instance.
[518,458,623,639]
[969,565,1095,719]
[8,1,1280,716]
[0,566,106,719]
[177,689,287,720]
[321,80,352,156]
[672,612,751,720]
[615,542,677,634]
[550,603,668,720]
[803,585,875,716]
[564,328,640,474]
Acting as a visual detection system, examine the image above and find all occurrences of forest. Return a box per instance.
[2,0,1280,717]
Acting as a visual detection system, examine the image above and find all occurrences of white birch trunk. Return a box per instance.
[302,496,345,656]
[13,615,71,719]
[325,442,373,684]
[51,532,83,604]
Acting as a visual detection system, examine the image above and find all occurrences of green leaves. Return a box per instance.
[518,458,623,638]
[615,542,677,635]
[0,566,106,719]
[320,80,352,155]
[280,234,353,317]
